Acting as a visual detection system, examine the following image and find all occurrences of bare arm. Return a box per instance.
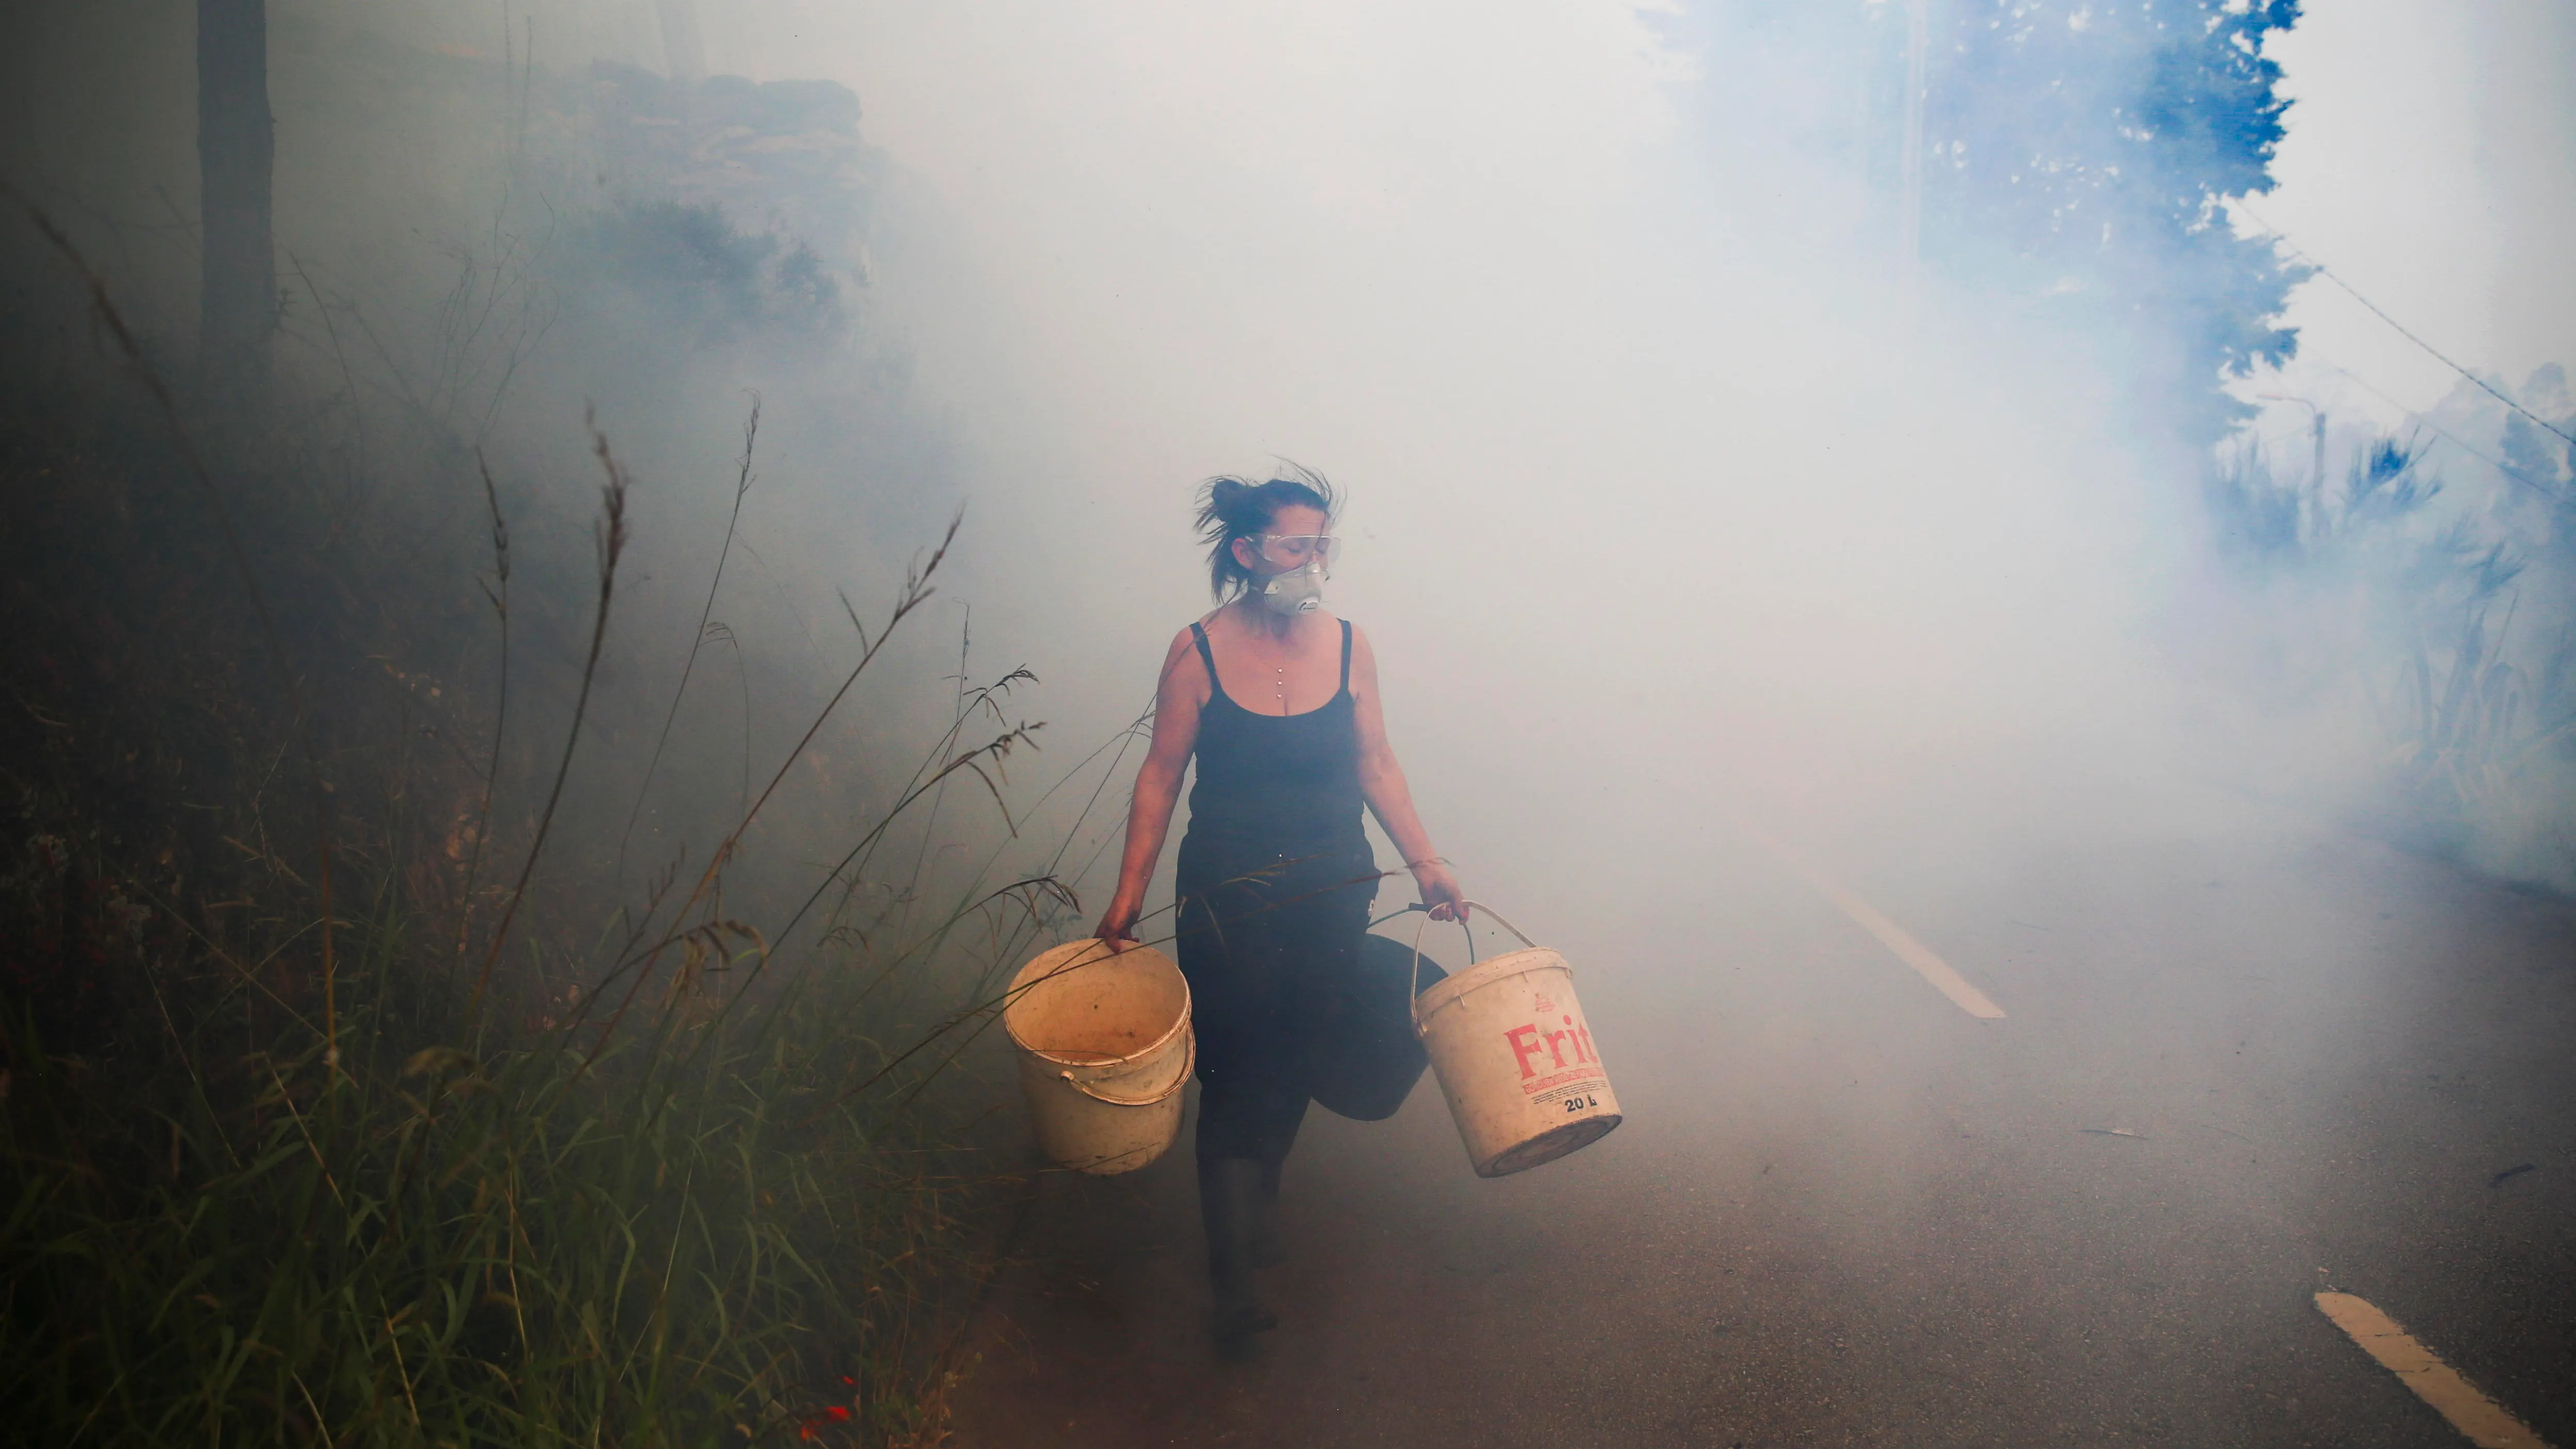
[1095,628,1209,947]
[1349,625,1467,921]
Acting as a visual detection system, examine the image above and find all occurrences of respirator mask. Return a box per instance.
[1248,533,1338,617]
[1259,561,1328,616]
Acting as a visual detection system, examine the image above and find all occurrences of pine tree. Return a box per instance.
[1918,0,2306,448]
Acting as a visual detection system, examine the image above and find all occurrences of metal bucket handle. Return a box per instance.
[1399,899,1540,1034]
[1059,1028,1196,1106]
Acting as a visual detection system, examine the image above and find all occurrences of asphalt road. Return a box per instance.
[951,796,2575,1447]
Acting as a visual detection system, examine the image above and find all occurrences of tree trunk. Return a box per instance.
[197,0,274,391]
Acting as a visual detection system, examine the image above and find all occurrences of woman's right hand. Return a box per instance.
[1095,891,1143,952]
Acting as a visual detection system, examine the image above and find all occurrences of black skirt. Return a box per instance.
[1173,829,1377,1163]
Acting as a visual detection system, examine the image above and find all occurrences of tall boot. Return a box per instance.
[1197,1156,1279,1351]
[1251,1158,1286,1268]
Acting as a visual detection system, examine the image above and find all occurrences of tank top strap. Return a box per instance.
[1338,620,1352,696]
[1190,621,1231,706]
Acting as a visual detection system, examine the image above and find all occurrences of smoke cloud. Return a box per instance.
[3,0,2566,1049]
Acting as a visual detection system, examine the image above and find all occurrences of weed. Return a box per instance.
[0,210,1083,1446]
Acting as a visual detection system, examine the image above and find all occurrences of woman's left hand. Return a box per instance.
[1411,860,1468,922]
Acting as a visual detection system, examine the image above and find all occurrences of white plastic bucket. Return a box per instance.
[1003,939,1195,1175]
[1411,903,1621,1178]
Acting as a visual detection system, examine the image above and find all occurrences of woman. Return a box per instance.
[1096,466,1465,1352]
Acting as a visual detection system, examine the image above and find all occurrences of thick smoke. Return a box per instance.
[4,0,2564,998]
[10,12,2574,1443]
[697,1,2254,923]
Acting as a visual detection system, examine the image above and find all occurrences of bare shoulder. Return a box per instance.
[1346,619,1379,666]
[1344,618,1384,692]
[1157,622,1211,696]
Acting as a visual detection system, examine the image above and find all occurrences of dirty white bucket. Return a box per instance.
[1411,903,1621,1178]
[1004,939,1195,1175]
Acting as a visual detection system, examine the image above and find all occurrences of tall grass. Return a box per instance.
[2207,419,2576,885]
[0,487,1077,1444]
[0,483,1073,1446]
[0,213,1094,1446]
[3,889,1008,1445]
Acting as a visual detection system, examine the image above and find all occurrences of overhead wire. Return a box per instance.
[2315,358,2573,509]
[2238,201,2576,451]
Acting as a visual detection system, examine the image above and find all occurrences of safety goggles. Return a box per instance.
[1253,533,1340,572]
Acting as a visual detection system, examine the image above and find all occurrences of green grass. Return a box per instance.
[0,555,1067,1448]
[3,893,1009,1446]
[0,422,1071,1449]
[0,541,1071,1446]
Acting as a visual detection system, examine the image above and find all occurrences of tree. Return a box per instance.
[1917,0,2306,449]
[197,0,274,390]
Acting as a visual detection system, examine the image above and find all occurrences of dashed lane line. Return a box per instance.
[1728,811,2006,1020]
[2315,1292,2554,1449]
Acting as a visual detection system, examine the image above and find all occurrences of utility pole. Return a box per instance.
[2259,393,2329,541]
[197,0,275,394]
[2259,394,2329,491]
[656,0,707,83]
[1899,0,1927,280]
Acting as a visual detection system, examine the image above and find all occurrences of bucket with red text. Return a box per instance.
[1409,902,1621,1178]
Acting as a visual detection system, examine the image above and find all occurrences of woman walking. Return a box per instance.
[1095,467,1465,1353]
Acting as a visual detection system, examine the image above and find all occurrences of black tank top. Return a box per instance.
[1185,619,1364,847]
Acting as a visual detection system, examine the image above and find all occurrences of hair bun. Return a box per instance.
[1206,477,1262,527]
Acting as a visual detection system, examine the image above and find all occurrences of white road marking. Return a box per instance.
[1729,811,2006,1020]
[2315,1292,2554,1449]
